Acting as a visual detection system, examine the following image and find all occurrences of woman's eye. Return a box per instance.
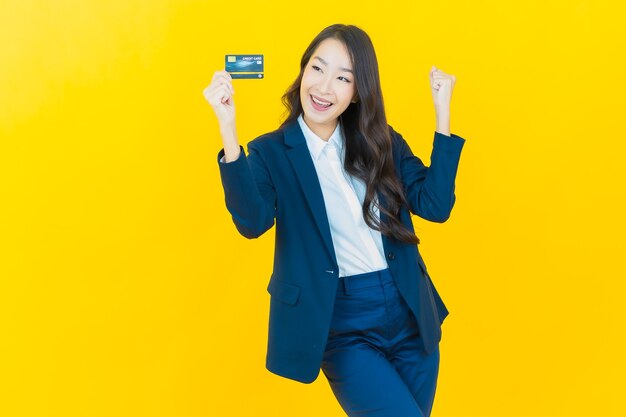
[312,65,322,72]
[338,76,351,83]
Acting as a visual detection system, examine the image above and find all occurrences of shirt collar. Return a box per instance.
[297,114,344,161]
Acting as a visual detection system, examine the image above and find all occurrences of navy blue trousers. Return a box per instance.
[321,268,440,417]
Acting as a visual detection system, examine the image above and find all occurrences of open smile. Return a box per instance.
[310,95,333,111]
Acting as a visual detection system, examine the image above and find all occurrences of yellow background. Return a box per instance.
[1,1,625,416]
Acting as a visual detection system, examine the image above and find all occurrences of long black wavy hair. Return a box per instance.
[280,24,418,245]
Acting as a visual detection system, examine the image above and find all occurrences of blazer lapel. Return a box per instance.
[283,120,337,266]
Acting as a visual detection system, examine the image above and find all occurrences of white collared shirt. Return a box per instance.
[297,114,388,277]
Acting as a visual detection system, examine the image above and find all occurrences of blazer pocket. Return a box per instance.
[416,257,449,323]
[267,275,301,306]
[416,256,429,278]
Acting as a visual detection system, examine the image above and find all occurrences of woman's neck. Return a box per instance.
[302,114,338,141]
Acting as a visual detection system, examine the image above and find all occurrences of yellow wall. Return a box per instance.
[2,1,625,416]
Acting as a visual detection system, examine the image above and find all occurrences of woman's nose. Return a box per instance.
[318,74,333,94]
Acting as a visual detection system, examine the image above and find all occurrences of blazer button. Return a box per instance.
[387,252,395,261]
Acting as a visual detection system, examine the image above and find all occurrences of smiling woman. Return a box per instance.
[297,38,357,140]
[203,23,466,417]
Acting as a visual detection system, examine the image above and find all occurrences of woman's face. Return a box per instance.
[299,38,356,140]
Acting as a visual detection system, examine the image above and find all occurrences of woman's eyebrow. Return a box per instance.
[313,56,353,73]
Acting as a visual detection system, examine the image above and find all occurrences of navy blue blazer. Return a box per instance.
[217,119,465,383]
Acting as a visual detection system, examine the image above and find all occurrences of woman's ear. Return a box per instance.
[351,95,359,103]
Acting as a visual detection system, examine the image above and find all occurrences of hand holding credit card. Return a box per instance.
[203,70,236,129]
[225,54,264,79]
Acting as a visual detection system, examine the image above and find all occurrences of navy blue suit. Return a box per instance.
[217,119,465,384]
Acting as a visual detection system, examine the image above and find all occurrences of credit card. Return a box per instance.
[225,54,264,79]
[230,73,264,79]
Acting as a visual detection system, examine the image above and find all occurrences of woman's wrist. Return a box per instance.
[219,123,241,162]
[436,114,450,136]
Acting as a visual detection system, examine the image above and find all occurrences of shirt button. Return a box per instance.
[387,252,395,260]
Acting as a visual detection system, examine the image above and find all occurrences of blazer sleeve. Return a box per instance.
[394,129,466,223]
[216,142,277,238]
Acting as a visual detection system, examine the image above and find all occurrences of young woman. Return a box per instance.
[204,24,465,417]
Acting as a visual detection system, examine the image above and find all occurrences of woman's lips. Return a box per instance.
[310,95,333,112]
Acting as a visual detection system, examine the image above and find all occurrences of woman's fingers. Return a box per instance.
[208,71,234,92]
[211,70,232,83]
[430,65,456,111]
[206,78,233,98]
[204,71,235,106]
[430,66,456,91]
[204,70,237,127]
[213,72,234,97]
[205,84,232,106]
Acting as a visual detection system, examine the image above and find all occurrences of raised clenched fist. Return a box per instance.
[430,65,456,112]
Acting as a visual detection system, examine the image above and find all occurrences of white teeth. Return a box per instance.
[311,96,332,107]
